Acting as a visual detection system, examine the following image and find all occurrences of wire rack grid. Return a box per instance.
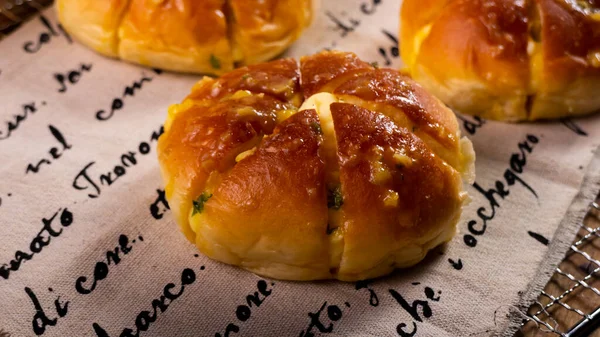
[519,198,600,337]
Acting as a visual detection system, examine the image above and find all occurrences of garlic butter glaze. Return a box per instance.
[158,51,475,281]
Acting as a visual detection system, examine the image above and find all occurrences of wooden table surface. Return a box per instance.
[0,1,599,336]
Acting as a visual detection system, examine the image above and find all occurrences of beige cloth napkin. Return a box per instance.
[1,2,599,337]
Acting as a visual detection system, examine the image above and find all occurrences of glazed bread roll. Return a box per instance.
[55,0,312,75]
[157,51,475,281]
[401,0,600,121]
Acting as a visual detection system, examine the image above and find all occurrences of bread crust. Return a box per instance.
[158,51,475,281]
[400,0,600,121]
[55,0,312,75]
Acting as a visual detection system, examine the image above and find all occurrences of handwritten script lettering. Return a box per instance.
[215,280,273,337]
[96,69,162,121]
[298,278,443,336]
[356,279,380,307]
[92,266,203,337]
[390,286,441,337]
[25,287,69,336]
[23,16,71,53]
[54,63,92,93]
[299,301,348,337]
[25,234,145,335]
[75,234,136,295]
[560,118,588,136]
[325,0,382,38]
[26,125,72,174]
[150,189,170,220]
[0,102,43,141]
[72,126,163,198]
[377,29,399,66]
[0,208,73,280]
[456,115,486,136]
[462,134,540,249]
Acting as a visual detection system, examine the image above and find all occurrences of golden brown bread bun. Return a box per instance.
[55,0,312,75]
[400,0,600,121]
[157,51,475,281]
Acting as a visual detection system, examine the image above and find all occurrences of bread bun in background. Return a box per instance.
[400,0,600,121]
[56,0,312,75]
[157,51,475,281]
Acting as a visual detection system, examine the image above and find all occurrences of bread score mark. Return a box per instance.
[327,187,344,212]
[526,0,542,120]
[299,93,345,235]
[298,93,351,277]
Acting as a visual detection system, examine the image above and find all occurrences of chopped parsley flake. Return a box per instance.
[241,74,250,80]
[370,61,379,69]
[310,122,323,134]
[327,187,344,210]
[192,192,213,215]
[210,54,221,70]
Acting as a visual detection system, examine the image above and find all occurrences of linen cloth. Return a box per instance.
[0,2,599,336]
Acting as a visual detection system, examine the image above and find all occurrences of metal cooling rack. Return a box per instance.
[1,1,599,336]
[519,197,600,337]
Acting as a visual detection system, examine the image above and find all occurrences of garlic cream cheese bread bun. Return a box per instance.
[56,0,312,75]
[157,51,476,281]
[401,0,600,121]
